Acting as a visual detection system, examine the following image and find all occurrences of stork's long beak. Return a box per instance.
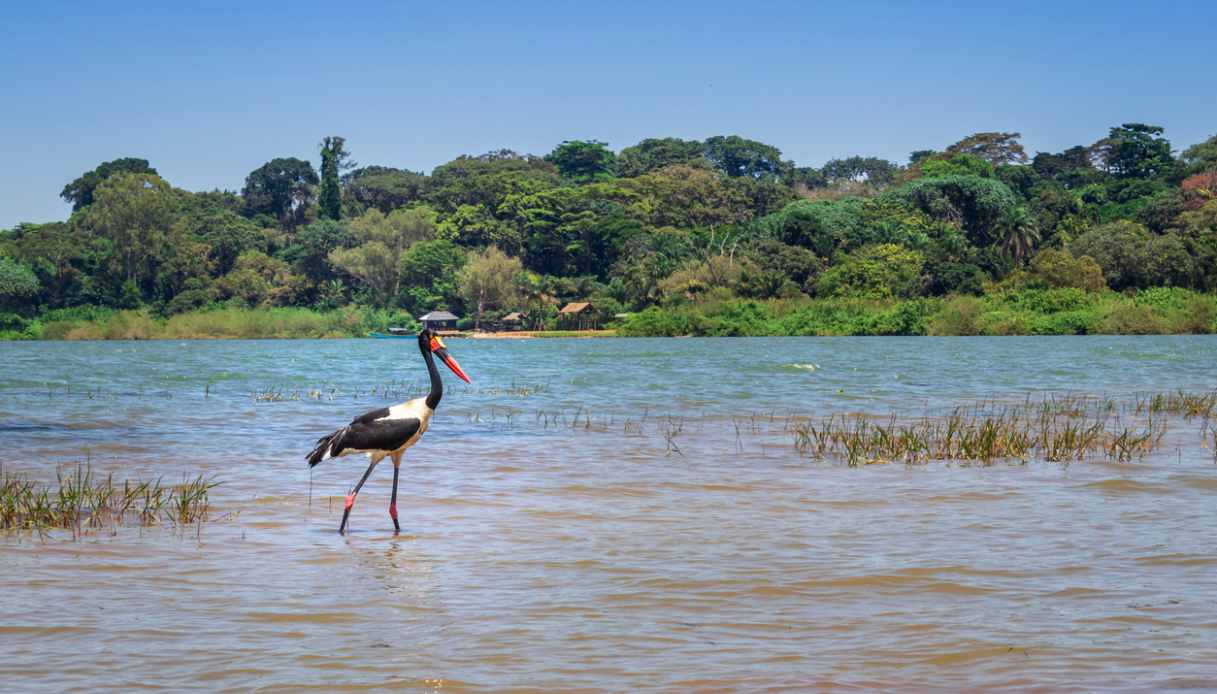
[430,337,472,383]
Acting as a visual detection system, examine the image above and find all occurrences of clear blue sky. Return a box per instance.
[2,1,1215,227]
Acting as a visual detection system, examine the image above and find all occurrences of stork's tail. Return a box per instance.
[307,427,348,467]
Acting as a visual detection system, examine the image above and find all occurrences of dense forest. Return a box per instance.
[3,125,1217,338]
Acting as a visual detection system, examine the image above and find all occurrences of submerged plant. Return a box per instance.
[791,392,1184,466]
[0,464,220,537]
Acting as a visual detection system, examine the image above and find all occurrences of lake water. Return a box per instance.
[2,336,1216,691]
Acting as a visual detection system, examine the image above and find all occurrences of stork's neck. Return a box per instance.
[422,341,442,410]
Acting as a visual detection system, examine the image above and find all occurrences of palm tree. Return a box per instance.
[999,206,1041,264]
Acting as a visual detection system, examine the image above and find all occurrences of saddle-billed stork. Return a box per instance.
[307,327,471,534]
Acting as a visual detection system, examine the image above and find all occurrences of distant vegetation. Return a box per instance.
[3,126,1217,338]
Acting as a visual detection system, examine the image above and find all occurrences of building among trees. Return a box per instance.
[418,310,458,331]
[558,302,597,330]
[499,311,524,331]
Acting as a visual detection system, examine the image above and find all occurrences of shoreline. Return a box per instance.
[3,287,1215,341]
[466,329,617,339]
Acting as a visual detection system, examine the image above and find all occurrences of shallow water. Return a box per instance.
[2,336,1217,691]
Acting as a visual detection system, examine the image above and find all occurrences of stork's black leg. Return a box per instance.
[389,461,401,533]
[339,457,380,535]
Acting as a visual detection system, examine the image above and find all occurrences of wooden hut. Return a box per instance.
[418,310,459,332]
[558,302,597,330]
[500,312,524,331]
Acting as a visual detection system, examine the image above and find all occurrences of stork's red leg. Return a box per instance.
[339,457,380,535]
[389,461,401,533]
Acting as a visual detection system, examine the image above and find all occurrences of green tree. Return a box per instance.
[1032,146,1099,189]
[78,172,180,294]
[703,135,789,179]
[1180,134,1217,175]
[398,239,467,313]
[815,244,925,299]
[177,197,266,274]
[658,255,751,303]
[499,185,642,277]
[764,198,867,257]
[4,221,105,308]
[821,156,899,185]
[427,151,559,213]
[343,166,427,214]
[745,239,823,291]
[328,207,436,305]
[920,153,994,178]
[610,227,696,306]
[623,165,752,228]
[616,138,707,177]
[944,132,1029,166]
[890,174,1021,247]
[0,256,40,312]
[1071,220,1192,289]
[61,158,158,211]
[437,204,521,253]
[1028,248,1106,292]
[996,206,1041,263]
[545,140,617,182]
[281,219,351,294]
[459,246,522,329]
[241,158,319,228]
[319,136,353,220]
[216,251,302,306]
[1170,199,1217,290]
[1098,123,1175,179]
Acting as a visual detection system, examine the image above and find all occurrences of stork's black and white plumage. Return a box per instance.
[307,328,471,534]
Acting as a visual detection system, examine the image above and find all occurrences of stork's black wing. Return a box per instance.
[333,416,421,456]
[307,406,421,467]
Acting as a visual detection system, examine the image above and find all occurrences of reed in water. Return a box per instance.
[791,395,1177,466]
[0,464,219,537]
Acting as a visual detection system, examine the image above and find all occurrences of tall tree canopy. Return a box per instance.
[459,246,522,329]
[241,158,319,228]
[77,172,180,290]
[891,175,1021,246]
[9,124,1217,332]
[945,132,1029,166]
[1180,134,1217,176]
[319,136,353,220]
[1096,123,1174,179]
[61,158,158,211]
[329,207,436,306]
[703,135,788,179]
[821,156,899,185]
[1032,146,1098,189]
[0,256,41,311]
[546,140,617,182]
[616,138,707,177]
[427,151,559,213]
[343,166,427,214]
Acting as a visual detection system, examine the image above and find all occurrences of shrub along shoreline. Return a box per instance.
[617,287,1217,337]
[0,305,418,340]
[2,287,1214,340]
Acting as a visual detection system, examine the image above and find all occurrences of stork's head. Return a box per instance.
[419,328,472,383]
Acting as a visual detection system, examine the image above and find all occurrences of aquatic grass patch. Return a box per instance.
[791,396,1172,466]
[1135,390,1217,419]
[0,464,220,537]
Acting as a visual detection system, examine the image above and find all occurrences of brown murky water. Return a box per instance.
[2,337,1216,691]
